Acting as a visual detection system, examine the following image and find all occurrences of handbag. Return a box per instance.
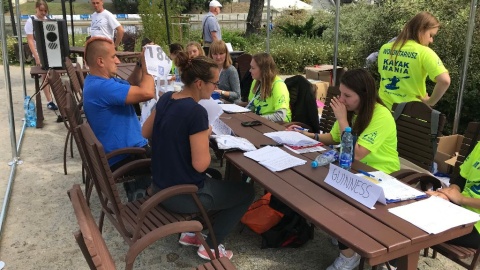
[241,192,284,234]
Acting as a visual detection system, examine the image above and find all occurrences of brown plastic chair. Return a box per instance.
[234,53,252,82]
[392,101,446,172]
[64,57,83,104]
[68,184,235,270]
[75,62,85,90]
[75,122,219,257]
[318,86,340,134]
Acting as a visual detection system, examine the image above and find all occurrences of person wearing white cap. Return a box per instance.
[201,0,223,55]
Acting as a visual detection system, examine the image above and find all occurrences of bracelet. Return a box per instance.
[221,90,224,96]
[314,133,319,141]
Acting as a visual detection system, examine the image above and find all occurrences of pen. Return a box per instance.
[358,170,382,181]
[294,127,309,131]
[260,144,284,147]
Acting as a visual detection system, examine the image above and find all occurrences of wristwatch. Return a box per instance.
[221,90,224,96]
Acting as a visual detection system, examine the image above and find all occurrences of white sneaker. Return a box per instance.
[326,252,360,270]
[380,263,397,270]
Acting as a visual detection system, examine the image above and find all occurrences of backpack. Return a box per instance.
[260,195,313,248]
[241,192,284,234]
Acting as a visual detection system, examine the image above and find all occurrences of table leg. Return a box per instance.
[396,251,420,270]
[34,75,44,128]
[224,160,243,182]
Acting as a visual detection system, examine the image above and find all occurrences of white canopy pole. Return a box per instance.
[332,0,340,86]
[453,0,478,134]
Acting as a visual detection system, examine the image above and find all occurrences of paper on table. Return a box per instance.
[212,118,233,136]
[218,104,250,113]
[244,146,306,172]
[284,143,326,154]
[388,196,480,234]
[198,98,223,126]
[211,135,257,152]
[264,131,319,146]
[365,171,426,204]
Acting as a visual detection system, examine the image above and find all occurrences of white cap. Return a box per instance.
[209,0,222,7]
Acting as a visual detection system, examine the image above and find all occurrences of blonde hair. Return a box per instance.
[186,41,205,57]
[35,0,49,13]
[208,40,232,69]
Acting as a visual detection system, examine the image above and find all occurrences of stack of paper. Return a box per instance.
[389,196,480,234]
[365,171,427,204]
[264,131,319,146]
[219,104,251,113]
[244,146,306,172]
[211,135,257,152]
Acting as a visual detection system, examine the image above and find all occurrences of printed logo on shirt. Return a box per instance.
[381,59,410,75]
[381,75,410,90]
[362,131,377,144]
[468,184,480,196]
[278,95,286,105]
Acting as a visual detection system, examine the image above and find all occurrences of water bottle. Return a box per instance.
[174,67,181,83]
[339,127,354,170]
[24,96,36,128]
[311,149,338,168]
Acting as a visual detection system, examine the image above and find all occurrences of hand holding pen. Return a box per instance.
[286,124,314,138]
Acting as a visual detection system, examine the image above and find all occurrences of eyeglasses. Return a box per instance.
[203,80,220,89]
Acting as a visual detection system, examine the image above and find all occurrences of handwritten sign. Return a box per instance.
[144,45,172,79]
[325,164,384,209]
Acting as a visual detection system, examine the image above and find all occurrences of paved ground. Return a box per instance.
[0,65,471,269]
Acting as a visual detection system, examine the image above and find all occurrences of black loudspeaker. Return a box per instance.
[33,19,70,70]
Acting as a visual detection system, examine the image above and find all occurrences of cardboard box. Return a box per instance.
[307,79,329,116]
[305,65,345,86]
[434,135,464,174]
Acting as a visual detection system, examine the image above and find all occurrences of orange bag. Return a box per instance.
[241,192,284,234]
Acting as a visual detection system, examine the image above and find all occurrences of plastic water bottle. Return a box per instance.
[174,67,181,83]
[24,96,36,128]
[311,149,338,168]
[339,127,354,170]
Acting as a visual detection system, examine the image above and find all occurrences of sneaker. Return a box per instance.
[380,263,397,270]
[197,244,233,260]
[178,232,206,247]
[326,252,360,270]
[331,237,339,246]
[47,101,58,110]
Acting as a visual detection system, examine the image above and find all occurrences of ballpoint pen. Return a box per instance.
[294,127,309,131]
[358,170,382,182]
[260,144,284,147]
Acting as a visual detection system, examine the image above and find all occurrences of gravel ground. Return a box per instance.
[0,65,471,269]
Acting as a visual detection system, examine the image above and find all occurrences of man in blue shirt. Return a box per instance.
[83,36,155,200]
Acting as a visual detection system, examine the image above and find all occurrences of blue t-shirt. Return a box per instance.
[151,91,209,189]
[83,75,148,165]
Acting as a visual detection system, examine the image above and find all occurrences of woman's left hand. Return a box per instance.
[330,96,348,122]
[438,188,464,205]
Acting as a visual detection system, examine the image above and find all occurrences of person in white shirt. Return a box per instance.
[89,0,124,48]
[24,0,58,110]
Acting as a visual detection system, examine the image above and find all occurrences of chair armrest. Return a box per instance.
[138,184,199,217]
[126,221,204,268]
[390,169,420,180]
[398,172,445,191]
[111,158,151,180]
[106,147,146,160]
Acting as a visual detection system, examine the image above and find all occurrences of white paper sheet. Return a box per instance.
[211,135,257,152]
[264,131,319,146]
[218,104,251,113]
[212,118,233,136]
[198,98,224,126]
[388,196,480,234]
[244,146,306,172]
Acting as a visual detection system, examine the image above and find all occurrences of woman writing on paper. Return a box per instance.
[377,11,450,110]
[289,69,400,270]
[142,52,254,260]
[246,53,291,122]
[208,40,241,104]
[428,141,480,249]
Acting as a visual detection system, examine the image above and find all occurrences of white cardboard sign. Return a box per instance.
[144,45,172,78]
[324,164,385,209]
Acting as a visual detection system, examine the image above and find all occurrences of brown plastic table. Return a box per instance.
[221,112,474,269]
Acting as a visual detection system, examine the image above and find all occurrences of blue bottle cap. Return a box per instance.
[311,160,319,168]
[345,127,352,132]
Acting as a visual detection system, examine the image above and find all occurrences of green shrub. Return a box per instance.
[113,0,138,14]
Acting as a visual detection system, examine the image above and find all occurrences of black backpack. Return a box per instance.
[260,195,313,248]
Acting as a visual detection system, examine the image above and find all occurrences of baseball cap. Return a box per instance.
[209,0,222,7]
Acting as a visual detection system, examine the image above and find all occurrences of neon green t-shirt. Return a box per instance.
[378,40,448,110]
[459,141,480,232]
[331,103,400,173]
[247,76,292,122]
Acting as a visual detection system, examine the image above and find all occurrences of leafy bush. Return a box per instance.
[113,0,138,14]
[0,36,23,64]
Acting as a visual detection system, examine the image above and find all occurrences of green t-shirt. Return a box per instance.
[459,141,480,232]
[247,76,292,122]
[378,40,448,110]
[331,103,400,173]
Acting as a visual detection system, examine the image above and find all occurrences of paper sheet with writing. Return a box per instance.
[198,98,223,126]
[367,171,426,203]
[284,143,326,154]
[388,196,480,234]
[212,118,233,136]
[264,131,319,146]
[325,164,384,209]
[144,45,172,78]
[244,146,306,172]
[211,135,256,152]
[218,104,250,113]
